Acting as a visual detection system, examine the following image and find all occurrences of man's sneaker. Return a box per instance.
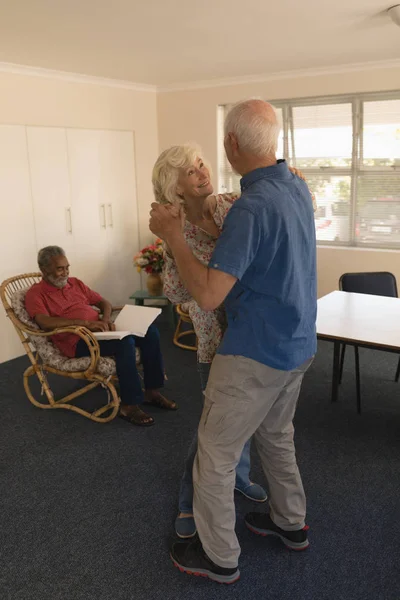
[170,537,240,584]
[235,482,268,502]
[245,512,309,550]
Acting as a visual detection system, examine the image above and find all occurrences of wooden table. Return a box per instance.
[317,291,400,411]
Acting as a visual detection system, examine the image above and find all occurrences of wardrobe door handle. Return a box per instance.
[66,208,73,234]
[107,203,113,228]
[100,204,106,228]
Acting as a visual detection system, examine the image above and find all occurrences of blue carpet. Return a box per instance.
[0,313,399,600]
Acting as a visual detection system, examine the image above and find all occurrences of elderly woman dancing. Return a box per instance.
[152,144,271,539]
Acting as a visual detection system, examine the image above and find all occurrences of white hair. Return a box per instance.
[224,100,281,157]
[152,144,212,206]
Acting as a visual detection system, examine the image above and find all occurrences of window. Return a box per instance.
[218,92,400,248]
[362,99,400,167]
[291,103,353,169]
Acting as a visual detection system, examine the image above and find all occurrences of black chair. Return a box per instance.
[338,272,400,412]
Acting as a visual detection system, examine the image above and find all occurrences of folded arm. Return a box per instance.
[33,313,111,332]
[96,298,113,323]
[27,281,114,332]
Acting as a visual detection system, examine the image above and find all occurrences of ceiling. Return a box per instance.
[0,0,399,87]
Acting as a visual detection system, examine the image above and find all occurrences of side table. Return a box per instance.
[129,290,177,327]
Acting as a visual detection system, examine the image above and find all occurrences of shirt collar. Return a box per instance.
[240,159,290,192]
[40,278,72,293]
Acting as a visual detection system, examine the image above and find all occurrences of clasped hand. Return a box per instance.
[86,320,116,332]
[149,203,184,241]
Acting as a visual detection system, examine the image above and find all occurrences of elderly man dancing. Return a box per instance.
[150,99,317,583]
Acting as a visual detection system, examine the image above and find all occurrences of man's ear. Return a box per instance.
[226,132,239,156]
[230,133,239,156]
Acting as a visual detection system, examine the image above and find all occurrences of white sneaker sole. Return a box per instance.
[246,522,309,550]
[171,554,240,584]
[234,487,268,503]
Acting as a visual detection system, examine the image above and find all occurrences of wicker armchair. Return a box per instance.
[0,272,132,423]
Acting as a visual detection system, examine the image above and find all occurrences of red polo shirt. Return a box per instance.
[25,278,103,357]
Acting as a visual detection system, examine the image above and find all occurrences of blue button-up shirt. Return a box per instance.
[209,160,317,371]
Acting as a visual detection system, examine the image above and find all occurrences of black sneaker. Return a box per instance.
[170,537,240,584]
[245,512,309,550]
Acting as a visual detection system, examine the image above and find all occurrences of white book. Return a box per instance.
[93,304,162,340]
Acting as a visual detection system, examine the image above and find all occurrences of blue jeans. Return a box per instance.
[75,324,164,405]
[178,362,253,513]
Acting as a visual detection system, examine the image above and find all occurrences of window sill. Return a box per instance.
[317,244,400,254]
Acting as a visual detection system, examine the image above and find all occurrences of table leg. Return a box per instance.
[354,345,361,414]
[395,355,400,383]
[331,340,340,403]
[135,299,144,306]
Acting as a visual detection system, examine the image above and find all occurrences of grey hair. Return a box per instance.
[224,100,281,157]
[152,143,212,207]
[38,246,66,271]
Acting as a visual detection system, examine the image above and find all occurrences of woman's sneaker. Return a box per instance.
[234,483,268,502]
[245,512,309,550]
[175,515,197,539]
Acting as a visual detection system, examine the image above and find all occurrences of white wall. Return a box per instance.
[0,70,158,249]
[157,63,400,298]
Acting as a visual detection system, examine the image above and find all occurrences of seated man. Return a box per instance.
[25,245,177,426]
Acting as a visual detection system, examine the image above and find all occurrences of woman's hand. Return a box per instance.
[289,166,306,181]
[289,167,317,212]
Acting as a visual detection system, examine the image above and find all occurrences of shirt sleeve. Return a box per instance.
[25,289,49,318]
[75,279,103,305]
[209,206,261,280]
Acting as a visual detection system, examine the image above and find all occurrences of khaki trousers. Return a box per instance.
[192,354,312,568]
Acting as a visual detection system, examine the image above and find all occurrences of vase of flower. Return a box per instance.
[146,272,163,296]
[133,238,165,296]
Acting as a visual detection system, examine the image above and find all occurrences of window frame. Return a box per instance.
[218,89,400,250]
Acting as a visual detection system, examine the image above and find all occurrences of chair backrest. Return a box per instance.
[0,273,42,314]
[339,272,398,298]
[0,273,55,365]
[0,273,44,345]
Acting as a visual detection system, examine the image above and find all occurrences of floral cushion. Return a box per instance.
[180,302,192,315]
[11,289,139,378]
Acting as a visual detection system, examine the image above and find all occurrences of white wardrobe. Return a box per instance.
[0,125,141,363]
